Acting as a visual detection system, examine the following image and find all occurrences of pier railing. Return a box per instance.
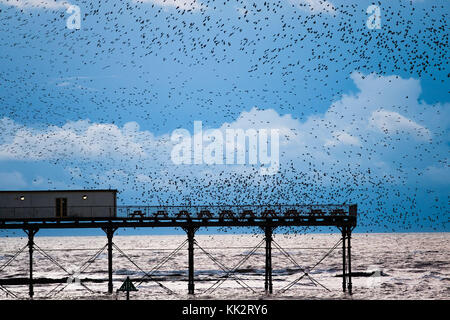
[0,204,357,220]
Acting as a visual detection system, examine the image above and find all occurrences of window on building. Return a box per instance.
[56,198,67,218]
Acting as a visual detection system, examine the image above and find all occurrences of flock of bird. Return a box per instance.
[0,0,448,233]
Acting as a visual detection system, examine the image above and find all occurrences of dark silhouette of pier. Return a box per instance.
[0,204,357,299]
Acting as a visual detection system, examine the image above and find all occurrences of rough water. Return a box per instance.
[0,233,448,300]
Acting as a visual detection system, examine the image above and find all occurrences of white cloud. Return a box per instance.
[369,109,431,141]
[216,71,447,185]
[0,71,447,193]
[0,119,156,161]
[132,0,204,11]
[219,107,301,144]
[285,72,447,175]
[324,131,361,147]
[0,0,71,10]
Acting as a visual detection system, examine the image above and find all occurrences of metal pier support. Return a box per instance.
[342,228,346,292]
[102,226,117,294]
[340,226,353,295]
[264,226,273,294]
[24,228,38,299]
[347,227,353,295]
[184,227,197,295]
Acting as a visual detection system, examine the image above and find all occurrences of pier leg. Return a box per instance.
[102,226,116,294]
[342,228,346,293]
[264,226,273,294]
[347,228,353,295]
[25,228,38,299]
[186,227,196,295]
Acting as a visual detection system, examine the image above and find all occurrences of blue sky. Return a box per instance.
[0,0,448,235]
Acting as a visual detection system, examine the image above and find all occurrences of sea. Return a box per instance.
[0,233,448,300]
